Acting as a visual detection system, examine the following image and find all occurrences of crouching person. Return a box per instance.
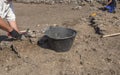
[104,0,116,13]
[0,0,21,40]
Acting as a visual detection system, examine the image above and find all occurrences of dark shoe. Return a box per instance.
[98,7,107,11]
[112,11,116,13]
[102,7,107,11]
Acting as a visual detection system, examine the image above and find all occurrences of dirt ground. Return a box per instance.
[0,2,120,75]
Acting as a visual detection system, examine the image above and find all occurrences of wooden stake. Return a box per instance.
[102,32,120,38]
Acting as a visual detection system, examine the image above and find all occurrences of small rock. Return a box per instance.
[5,66,11,71]
[92,48,97,51]
[6,59,9,62]
[112,16,119,20]
[0,41,12,49]
[72,6,82,10]
[9,57,12,61]
[41,27,49,33]
[21,35,28,40]
[105,58,112,63]
[80,61,83,65]
[81,18,87,22]
[5,67,9,71]
[25,30,37,38]
[53,24,58,26]
[90,7,98,11]
[29,38,38,44]
[59,58,66,62]
[79,2,86,6]
[45,0,55,5]
[37,24,40,27]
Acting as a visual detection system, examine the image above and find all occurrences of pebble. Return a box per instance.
[5,67,9,71]
[37,24,40,27]
[53,24,58,26]
[29,38,38,44]
[72,6,82,10]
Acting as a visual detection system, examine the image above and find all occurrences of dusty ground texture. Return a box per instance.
[0,2,120,75]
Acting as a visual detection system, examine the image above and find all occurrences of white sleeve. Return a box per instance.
[0,1,2,17]
[6,2,16,21]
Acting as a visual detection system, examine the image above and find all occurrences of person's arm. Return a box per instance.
[0,1,12,32]
[0,17,13,32]
[8,21,19,32]
[6,2,20,32]
[0,1,21,39]
[0,17,21,39]
[106,0,112,5]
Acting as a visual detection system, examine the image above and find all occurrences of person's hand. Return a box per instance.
[9,29,22,40]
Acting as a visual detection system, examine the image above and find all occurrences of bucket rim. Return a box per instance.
[45,27,77,40]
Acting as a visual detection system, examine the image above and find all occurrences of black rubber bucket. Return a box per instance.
[45,26,77,52]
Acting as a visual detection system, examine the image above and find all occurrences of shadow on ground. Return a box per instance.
[0,35,15,42]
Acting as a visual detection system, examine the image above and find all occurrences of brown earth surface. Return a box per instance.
[0,2,120,75]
